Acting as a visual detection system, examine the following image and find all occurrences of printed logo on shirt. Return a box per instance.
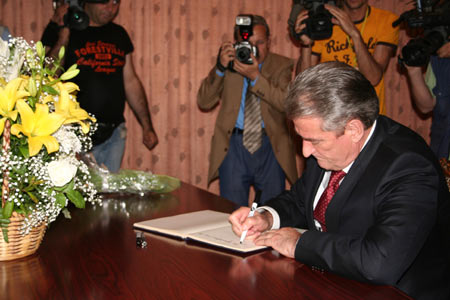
[320,36,375,66]
[73,41,126,75]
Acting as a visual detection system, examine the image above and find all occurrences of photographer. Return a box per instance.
[197,15,298,207]
[41,0,158,172]
[405,39,450,159]
[295,0,399,115]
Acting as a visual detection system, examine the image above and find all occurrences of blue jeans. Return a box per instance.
[91,123,126,173]
[219,131,285,207]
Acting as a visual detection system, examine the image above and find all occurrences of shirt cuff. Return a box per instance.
[256,206,280,230]
[215,69,225,77]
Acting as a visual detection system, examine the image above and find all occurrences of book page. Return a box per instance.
[188,225,268,253]
[133,210,231,238]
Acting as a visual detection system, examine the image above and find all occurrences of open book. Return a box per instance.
[133,210,268,253]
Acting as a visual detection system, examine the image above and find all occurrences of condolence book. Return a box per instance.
[133,210,268,253]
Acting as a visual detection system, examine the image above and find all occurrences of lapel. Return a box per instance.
[260,52,274,80]
[325,117,389,231]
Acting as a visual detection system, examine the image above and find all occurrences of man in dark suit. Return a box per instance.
[230,62,450,300]
[197,15,297,206]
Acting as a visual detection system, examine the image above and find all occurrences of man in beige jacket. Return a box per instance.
[197,15,297,207]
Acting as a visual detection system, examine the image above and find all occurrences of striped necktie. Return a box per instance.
[243,87,262,154]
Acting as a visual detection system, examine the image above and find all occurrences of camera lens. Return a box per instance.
[236,47,251,63]
[64,6,90,30]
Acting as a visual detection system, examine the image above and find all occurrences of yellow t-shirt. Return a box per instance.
[312,6,399,115]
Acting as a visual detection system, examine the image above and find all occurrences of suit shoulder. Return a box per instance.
[372,117,439,173]
[267,52,294,67]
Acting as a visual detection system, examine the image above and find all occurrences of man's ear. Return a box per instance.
[344,119,365,143]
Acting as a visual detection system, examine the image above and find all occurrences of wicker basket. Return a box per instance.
[0,212,47,261]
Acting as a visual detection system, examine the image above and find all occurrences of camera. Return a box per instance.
[233,15,259,65]
[288,0,336,41]
[53,0,109,31]
[393,0,450,66]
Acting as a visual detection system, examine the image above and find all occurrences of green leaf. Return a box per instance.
[42,85,59,95]
[63,180,75,193]
[19,145,30,158]
[1,228,8,243]
[0,218,11,224]
[3,201,13,218]
[66,189,85,209]
[55,193,67,208]
[26,191,39,203]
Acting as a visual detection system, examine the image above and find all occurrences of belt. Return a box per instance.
[232,127,266,135]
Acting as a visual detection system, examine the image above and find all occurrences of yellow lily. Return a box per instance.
[54,82,96,133]
[0,77,30,134]
[11,99,65,156]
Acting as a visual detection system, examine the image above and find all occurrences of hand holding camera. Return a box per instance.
[217,15,262,80]
[51,1,69,26]
[218,42,235,70]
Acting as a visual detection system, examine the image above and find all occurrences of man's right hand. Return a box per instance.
[51,2,69,26]
[295,10,313,47]
[218,41,235,69]
[228,207,273,241]
[437,41,450,58]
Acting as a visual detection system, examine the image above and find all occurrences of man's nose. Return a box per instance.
[302,140,314,158]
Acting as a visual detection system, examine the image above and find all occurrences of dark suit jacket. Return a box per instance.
[267,116,450,300]
[197,52,298,186]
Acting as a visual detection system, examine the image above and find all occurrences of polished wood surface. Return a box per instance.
[1,183,412,300]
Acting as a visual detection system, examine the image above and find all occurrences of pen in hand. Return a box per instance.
[240,190,262,244]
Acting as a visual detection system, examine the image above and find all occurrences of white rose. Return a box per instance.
[47,159,78,187]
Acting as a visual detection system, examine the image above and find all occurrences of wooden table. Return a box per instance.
[0,182,412,300]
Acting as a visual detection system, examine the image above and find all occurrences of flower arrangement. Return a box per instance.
[0,37,100,243]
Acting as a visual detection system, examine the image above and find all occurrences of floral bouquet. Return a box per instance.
[0,37,100,245]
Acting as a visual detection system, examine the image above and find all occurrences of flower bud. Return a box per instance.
[60,69,80,81]
[58,46,65,61]
[36,41,45,59]
[27,77,37,97]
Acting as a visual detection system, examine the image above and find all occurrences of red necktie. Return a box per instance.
[314,170,346,232]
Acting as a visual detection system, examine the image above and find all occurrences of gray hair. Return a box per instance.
[285,61,379,133]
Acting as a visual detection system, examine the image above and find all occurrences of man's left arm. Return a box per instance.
[295,154,441,285]
[123,54,158,150]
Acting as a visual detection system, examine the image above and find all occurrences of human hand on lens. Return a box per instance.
[295,10,314,46]
[233,53,260,81]
[218,42,235,69]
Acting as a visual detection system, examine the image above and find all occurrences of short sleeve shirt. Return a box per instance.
[312,6,399,115]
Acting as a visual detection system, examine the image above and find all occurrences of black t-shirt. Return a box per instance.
[42,22,133,124]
